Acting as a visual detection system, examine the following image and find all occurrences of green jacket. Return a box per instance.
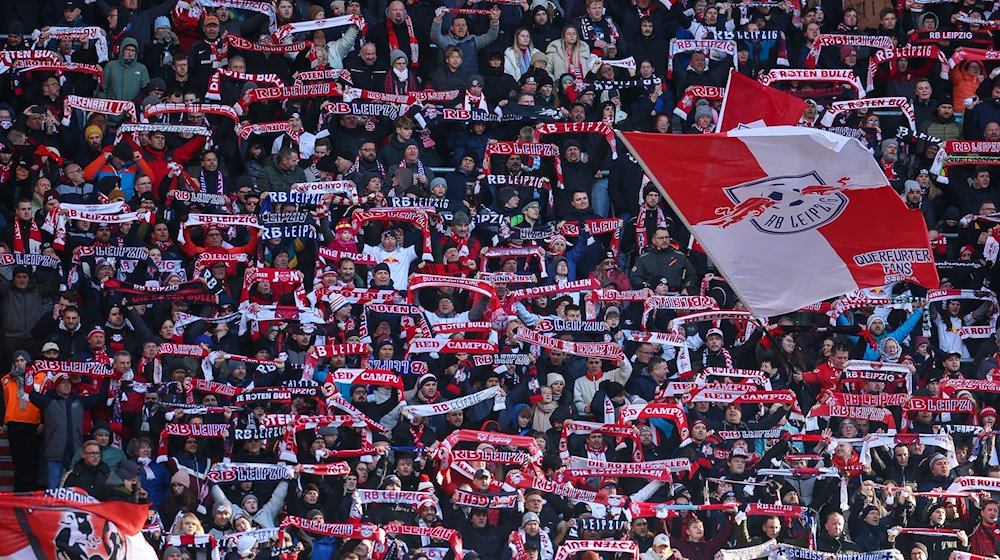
[257,159,307,193]
[102,37,149,103]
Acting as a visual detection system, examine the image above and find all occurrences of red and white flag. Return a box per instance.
[619,127,939,317]
[717,69,807,132]
[0,488,158,559]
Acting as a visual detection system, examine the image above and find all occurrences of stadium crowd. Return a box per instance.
[6,0,1000,558]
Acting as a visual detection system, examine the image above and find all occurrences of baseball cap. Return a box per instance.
[203,15,220,26]
[42,342,60,353]
[706,327,724,339]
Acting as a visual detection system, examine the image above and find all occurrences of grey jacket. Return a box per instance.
[29,384,108,465]
[430,19,500,74]
[0,265,60,339]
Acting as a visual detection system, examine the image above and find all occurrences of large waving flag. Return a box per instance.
[716,69,807,132]
[0,488,157,559]
[618,127,938,317]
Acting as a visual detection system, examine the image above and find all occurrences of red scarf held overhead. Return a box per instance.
[387,17,419,68]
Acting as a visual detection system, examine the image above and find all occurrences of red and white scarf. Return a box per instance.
[274,14,363,40]
[483,142,563,187]
[353,207,433,258]
[62,95,136,126]
[758,69,866,98]
[805,34,893,69]
[206,68,283,100]
[820,97,916,129]
[514,326,625,361]
[226,33,309,53]
[867,45,949,90]
[387,16,419,68]
[0,49,59,73]
[44,26,109,63]
[668,39,735,78]
[535,121,617,159]
[144,102,240,122]
[157,423,228,461]
[14,59,104,86]
[235,82,341,115]
[402,385,503,419]
[12,218,41,254]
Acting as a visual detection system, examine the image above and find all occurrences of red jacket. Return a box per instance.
[801,361,842,392]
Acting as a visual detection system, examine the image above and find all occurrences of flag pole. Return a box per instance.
[714,68,736,132]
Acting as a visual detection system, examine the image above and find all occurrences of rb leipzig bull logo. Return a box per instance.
[697,172,854,234]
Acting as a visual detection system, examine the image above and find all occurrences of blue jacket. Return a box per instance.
[837,308,924,361]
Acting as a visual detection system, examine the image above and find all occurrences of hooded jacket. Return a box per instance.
[102,38,150,103]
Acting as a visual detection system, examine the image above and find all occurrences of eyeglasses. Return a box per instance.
[84,451,101,455]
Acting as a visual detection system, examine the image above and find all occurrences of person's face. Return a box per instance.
[108,8,118,29]
[825,513,844,537]
[690,52,706,72]
[420,380,438,398]
[915,81,931,100]
[535,9,548,24]
[202,152,219,172]
[360,44,378,65]
[471,510,488,528]
[389,1,406,23]
[451,18,469,38]
[687,521,704,541]
[763,518,781,538]
[83,444,101,467]
[587,0,604,20]
[43,78,60,99]
[831,350,849,369]
[938,103,954,119]
[572,192,589,210]
[981,503,1000,524]
[805,22,820,40]
[16,202,31,221]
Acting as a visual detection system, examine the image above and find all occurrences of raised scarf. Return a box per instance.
[804,34,893,69]
[205,68,282,100]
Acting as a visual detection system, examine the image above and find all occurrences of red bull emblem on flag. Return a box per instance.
[619,127,938,317]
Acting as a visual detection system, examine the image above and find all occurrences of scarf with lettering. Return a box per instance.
[534,121,617,158]
[805,34,893,69]
[483,142,563,188]
[205,462,293,483]
[674,85,724,119]
[820,97,916,129]
[274,14,362,40]
[402,385,504,419]
[198,0,278,34]
[281,516,385,541]
[0,49,59,74]
[387,16,419,68]
[144,102,240,122]
[206,68,282,101]
[909,30,993,46]
[45,26,109,63]
[867,45,949,91]
[225,33,309,55]
[578,17,620,57]
[14,59,104,88]
[61,95,136,126]
[668,39,735,78]
[157,423,228,461]
[353,207,433,258]
[236,81,342,114]
[758,69,866,98]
